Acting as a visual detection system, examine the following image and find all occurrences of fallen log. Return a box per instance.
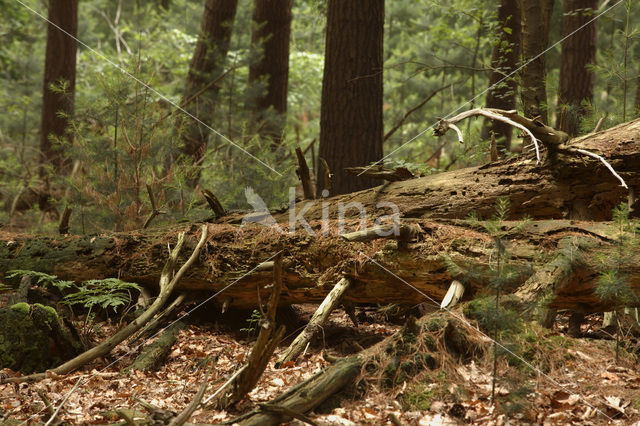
[0,219,636,313]
[261,118,639,222]
[1,119,639,313]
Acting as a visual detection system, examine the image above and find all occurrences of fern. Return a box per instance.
[62,279,141,312]
[6,270,75,290]
[6,270,141,313]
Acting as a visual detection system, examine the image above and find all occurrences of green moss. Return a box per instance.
[34,303,58,321]
[402,384,437,411]
[10,302,30,314]
[423,317,445,332]
[0,303,81,373]
[0,306,52,373]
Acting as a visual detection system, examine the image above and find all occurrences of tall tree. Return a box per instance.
[482,0,522,152]
[248,0,293,147]
[175,0,237,175]
[557,0,598,136]
[519,0,554,123]
[317,0,384,196]
[40,0,78,178]
[635,75,640,117]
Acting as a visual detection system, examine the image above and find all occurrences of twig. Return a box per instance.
[36,390,55,418]
[115,409,138,426]
[44,377,82,426]
[257,403,318,426]
[58,205,72,234]
[434,108,541,162]
[202,189,226,219]
[575,149,628,189]
[295,147,315,199]
[384,84,451,141]
[202,366,247,405]
[142,184,166,229]
[168,373,209,426]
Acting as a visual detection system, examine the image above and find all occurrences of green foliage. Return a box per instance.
[6,270,75,290]
[401,383,438,411]
[6,270,141,313]
[595,203,639,305]
[240,309,262,338]
[595,203,639,362]
[463,297,522,336]
[61,278,142,312]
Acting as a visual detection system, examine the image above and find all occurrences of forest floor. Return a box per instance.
[2,306,640,425]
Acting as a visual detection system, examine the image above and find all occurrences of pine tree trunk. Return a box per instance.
[557,0,598,136]
[635,75,640,117]
[40,0,78,178]
[317,0,384,196]
[248,0,293,148]
[175,0,237,176]
[520,0,554,123]
[482,0,522,151]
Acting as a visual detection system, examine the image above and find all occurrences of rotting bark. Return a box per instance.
[125,321,186,373]
[276,277,352,367]
[1,121,640,313]
[0,219,636,315]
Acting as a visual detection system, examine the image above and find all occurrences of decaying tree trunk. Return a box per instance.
[1,119,639,314]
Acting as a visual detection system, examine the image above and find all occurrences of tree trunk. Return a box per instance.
[482,0,521,152]
[174,0,237,178]
[557,0,598,137]
[635,75,640,117]
[520,0,554,123]
[317,0,384,196]
[39,0,78,180]
[248,0,292,148]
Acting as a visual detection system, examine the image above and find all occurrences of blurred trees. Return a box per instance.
[520,0,555,123]
[0,0,639,232]
[482,0,521,152]
[174,0,238,182]
[248,0,293,148]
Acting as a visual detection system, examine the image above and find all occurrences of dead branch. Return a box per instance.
[434,108,543,162]
[345,165,415,182]
[142,184,166,229]
[276,277,352,367]
[202,189,226,219]
[168,373,209,426]
[295,147,315,199]
[384,84,451,141]
[224,254,286,405]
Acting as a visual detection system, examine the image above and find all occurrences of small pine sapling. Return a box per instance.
[595,203,639,363]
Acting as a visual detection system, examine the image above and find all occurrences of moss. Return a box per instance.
[423,335,437,351]
[401,384,437,411]
[10,302,30,314]
[0,303,81,373]
[0,305,52,373]
[423,317,445,332]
